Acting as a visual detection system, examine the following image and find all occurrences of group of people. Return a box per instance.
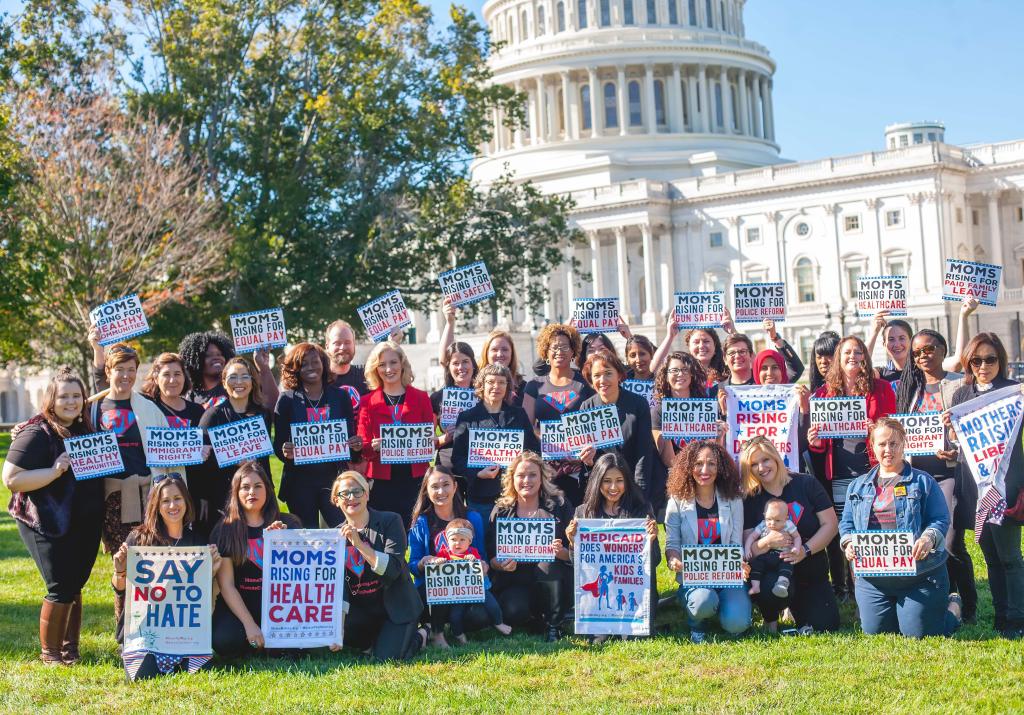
[3,295,1023,680]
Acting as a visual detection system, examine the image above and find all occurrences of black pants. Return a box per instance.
[947,528,977,618]
[826,534,852,594]
[286,483,343,529]
[979,519,1024,628]
[493,564,570,628]
[368,476,418,531]
[18,516,101,603]
[751,573,841,632]
[345,600,422,661]
[749,550,793,583]
[417,583,492,633]
[211,600,254,660]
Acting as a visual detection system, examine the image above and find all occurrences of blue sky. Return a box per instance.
[429,0,1024,160]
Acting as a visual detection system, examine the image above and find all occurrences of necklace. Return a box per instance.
[303,387,325,412]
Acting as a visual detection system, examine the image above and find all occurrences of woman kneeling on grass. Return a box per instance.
[839,418,962,638]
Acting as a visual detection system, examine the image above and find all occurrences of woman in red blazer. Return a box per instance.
[808,335,896,600]
[357,340,436,529]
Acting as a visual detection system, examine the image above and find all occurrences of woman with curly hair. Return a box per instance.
[486,451,574,642]
[664,440,751,642]
[273,342,358,528]
[177,331,279,411]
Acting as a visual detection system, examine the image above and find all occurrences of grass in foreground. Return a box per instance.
[1,434,1022,713]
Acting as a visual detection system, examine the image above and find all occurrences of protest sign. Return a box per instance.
[948,383,1024,498]
[660,398,719,441]
[678,545,745,588]
[943,259,1002,306]
[572,297,620,333]
[856,275,907,317]
[424,560,486,605]
[144,427,204,468]
[561,405,624,453]
[848,531,917,577]
[439,387,478,430]
[208,416,273,468]
[495,518,556,562]
[574,518,650,636]
[357,290,412,342]
[124,545,212,664]
[622,379,655,409]
[262,529,345,648]
[379,423,435,464]
[229,308,287,353]
[291,419,351,465]
[90,294,150,346]
[809,397,868,439]
[891,412,945,457]
[438,261,495,308]
[65,431,124,480]
[467,428,524,468]
[674,291,725,329]
[733,282,786,323]
[539,420,573,461]
[725,385,800,469]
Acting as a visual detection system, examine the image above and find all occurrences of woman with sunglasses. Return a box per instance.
[946,333,1024,638]
[895,329,976,622]
[867,298,978,381]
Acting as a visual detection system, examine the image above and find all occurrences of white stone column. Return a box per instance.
[589,231,604,295]
[644,63,658,134]
[565,72,580,140]
[751,74,763,138]
[686,67,699,132]
[866,198,883,274]
[659,228,674,312]
[561,71,573,140]
[669,63,683,132]
[548,80,559,140]
[615,227,635,321]
[737,69,749,136]
[534,76,546,144]
[719,66,733,133]
[588,68,602,134]
[762,77,775,141]
[565,243,578,306]
[987,191,1004,268]
[698,64,711,133]
[616,65,629,135]
[641,224,659,324]
[513,81,525,147]
[492,107,502,152]
[528,84,540,144]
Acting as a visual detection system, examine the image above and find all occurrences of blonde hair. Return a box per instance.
[480,330,521,383]
[494,451,564,511]
[331,470,371,502]
[739,436,791,495]
[364,340,415,390]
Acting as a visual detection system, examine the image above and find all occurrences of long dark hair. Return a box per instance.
[653,352,708,400]
[824,336,875,397]
[894,329,949,412]
[214,462,286,567]
[442,342,478,388]
[131,476,196,546]
[810,331,840,393]
[279,342,333,391]
[579,333,617,367]
[38,366,92,439]
[220,356,264,411]
[683,328,726,383]
[962,332,1009,385]
[409,465,467,526]
[579,453,650,518]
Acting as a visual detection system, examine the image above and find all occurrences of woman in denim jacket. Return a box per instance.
[839,417,962,638]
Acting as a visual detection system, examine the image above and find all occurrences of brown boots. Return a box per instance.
[39,600,72,665]
[62,594,83,665]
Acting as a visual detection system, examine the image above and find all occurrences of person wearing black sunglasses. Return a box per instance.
[947,332,1024,638]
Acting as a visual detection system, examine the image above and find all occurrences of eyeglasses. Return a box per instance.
[969,356,999,368]
[153,472,185,484]
[225,374,253,383]
[667,366,691,375]
[337,488,365,500]
[911,345,937,358]
[549,345,572,355]
[726,349,750,358]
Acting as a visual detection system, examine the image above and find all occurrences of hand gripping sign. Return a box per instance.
[942,259,1002,307]
[425,560,486,605]
[229,307,287,353]
[438,261,496,308]
[891,412,945,457]
[357,290,412,343]
[673,291,725,329]
[856,275,907,317]
[65,431,124,480]
[291,419,351,465]
[574,518,651,636]
[378,423,435,464]
[90,293,150,346]
[809,397,868,439]
[208,416,274,468]
[848,531,917,577]
[467,428,524,469]
[948,383,1024,498]
[561,404,624,454]
[660,398,718,441]
[733,282,786,323]
[144,427,205,468]
[572,297,620,334]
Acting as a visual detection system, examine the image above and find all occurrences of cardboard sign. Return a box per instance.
[539,420,574,461]
[229,307,287,353]
[378,423,434,464]
[424,560,486,605]
[942,259,1002,307]
[467,428,524,468]
[561,404,624,453]
[674,291,725,329]
[144,427,204,468]
[891,412,945,457]
[848,531,917,577]
[124,546,212,656]
[856,275,907,317]
[574,518,651,636]
[809,397,868,439]
[439,387,478,430]
[90,293,150,346]
[725,385,800,470]
[622,379,655,409]
[357,290,412,342]
[660,398,719,441]
[65,431,124,480]
[438,261,495,308]
[291,419,351,465]
[208,416,273,468]
[262,529,345,648]
[572,297,619,334]
[733,282,786,323]
[949,383,1023,497]
[495,518,556,562]
[678,545,745,588]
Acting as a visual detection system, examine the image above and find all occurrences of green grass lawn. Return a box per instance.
[1,431,1022,713]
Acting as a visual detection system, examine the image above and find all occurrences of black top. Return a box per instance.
[578,390,656,498]
[98,397,150,479]
[572,502,661,570]
[343,509,422,623]
[189,384,229,412]
[196,402,273,522]
[743,474,834,582]
[6,420,104,538]
[524,372,594,424]
[332,365,369,415]
[148,395,206,428]
[429,387,475,470]
[273,385,356,500]
[487,498,574,586]
[209,521,277,621]
[695,498,721,545]
[451,402,541,503]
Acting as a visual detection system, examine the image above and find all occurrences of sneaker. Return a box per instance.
[797,625,814,636]
[771,576,790,599]
[689,629,707,644]
[545,625,562,643]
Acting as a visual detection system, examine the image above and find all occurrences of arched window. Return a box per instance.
[794,258,816,303]
[714,82,724,128]
[705,0,713,28]
[578,0,588,28]
[580,85,592,130]
[537,5,546,34]
[647,0,658,24]
[668,0,679,24]
[603,82,618,128]
[521,9,530,39]
[681,80,690,128]
[623,0,635,25]
[600,0,611,26]
[557,1,566,31]
[628,80,642,126]
[688,0,697,26]
[654,79,666,126]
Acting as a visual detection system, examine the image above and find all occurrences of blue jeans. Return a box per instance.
[854,567,960,638]
[678,586,751,634]
[450,591,504,636]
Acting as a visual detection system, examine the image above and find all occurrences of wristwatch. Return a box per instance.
[802,544,812,558]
